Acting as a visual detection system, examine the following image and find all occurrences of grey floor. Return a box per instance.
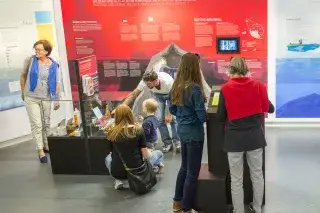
[0,128,319,213]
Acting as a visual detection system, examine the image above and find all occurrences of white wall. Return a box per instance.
[0,0,72,143]
[266,0,320,126]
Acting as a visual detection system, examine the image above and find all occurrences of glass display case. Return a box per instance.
[42,96,147,175]
[82,99,121,137]
[82,99,122,175]
[41,100,91,175]
[41,100,83,138]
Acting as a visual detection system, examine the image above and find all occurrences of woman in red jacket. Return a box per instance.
[217,57,274,213]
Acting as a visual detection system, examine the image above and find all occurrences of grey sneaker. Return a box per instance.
[175,143,181,153]
[114,180,124,190]
[249,202,255,212]
[163,144,173,153]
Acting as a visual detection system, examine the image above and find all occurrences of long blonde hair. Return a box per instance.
[171,53,204,105]
[107,104,140,142]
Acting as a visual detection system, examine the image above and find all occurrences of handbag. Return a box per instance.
[113,144,157,195]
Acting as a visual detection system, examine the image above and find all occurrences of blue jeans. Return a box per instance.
[153,93,180,146]
[174,140,204,211]
[105,150,164,178]
[148,150,164,166]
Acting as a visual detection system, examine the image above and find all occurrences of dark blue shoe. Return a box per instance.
[39,155,48,163]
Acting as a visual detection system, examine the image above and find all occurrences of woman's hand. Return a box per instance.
[141,148,152,160]
[53,101,60,110]
[165,113,173,124]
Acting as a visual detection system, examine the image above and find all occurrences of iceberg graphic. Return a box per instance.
[277,93,320,118]
[287,39,320,52]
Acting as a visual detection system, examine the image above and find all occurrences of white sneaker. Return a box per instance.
[114,180,124,190]
[184,210,198,213]
[122,180,130,188]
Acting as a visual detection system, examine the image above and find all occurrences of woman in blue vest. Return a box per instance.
[20,40,60,163]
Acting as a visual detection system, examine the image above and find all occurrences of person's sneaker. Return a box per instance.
[114,180,124,190]
[163,144,172,153]
[173,201,182,212]
[122,180,130,188]
[184,210,198,213]
[175,143,181,153]
[158,163,164,174]
[153,167,160,174]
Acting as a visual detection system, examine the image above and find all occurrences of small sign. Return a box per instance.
[212,92,220,106]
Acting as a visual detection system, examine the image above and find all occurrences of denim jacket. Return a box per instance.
[169,84,206,141]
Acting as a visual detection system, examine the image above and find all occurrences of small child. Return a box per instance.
[142,98,159,150]
[142,98,164,173]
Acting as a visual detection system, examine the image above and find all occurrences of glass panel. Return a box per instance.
[83,99,123,137]
[41,100,83,138]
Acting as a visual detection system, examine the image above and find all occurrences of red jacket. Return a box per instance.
[221,77,269,121]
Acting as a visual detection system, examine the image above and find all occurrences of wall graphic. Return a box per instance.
[35,11,55,46]
[276,0,320,118]
[0,0,57,111]
[60,0,268,101]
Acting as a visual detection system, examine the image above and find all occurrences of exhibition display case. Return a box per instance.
[83,99,121,175]
[42,100,91,175]
[42,98,125,175]
[42,55,129,175]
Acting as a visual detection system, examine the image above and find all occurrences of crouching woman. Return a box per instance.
[105,104,164,189]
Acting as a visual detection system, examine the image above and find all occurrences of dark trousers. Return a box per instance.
[174,140,204,211]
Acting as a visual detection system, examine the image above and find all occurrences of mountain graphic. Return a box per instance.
[277,93,320,118]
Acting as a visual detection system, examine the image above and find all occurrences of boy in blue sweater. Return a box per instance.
[142,98,160,149]
[142,98,164,173]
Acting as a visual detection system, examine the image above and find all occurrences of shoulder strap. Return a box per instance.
[112,142,128,169]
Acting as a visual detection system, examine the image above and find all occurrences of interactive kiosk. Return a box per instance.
[195,86,265,213]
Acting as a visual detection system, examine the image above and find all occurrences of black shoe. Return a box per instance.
[39,155,48,163]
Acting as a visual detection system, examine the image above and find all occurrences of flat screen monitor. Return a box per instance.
[216,37,240,54]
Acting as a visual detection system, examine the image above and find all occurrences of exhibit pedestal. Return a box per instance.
[48,131,111,175]
[48,136,90,174]
[206,113,228,177]
[88,130,111,175]
[195,164,231,213]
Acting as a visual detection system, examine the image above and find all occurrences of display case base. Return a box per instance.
[195,164,229,213]
[48,136,90,175]
[88,130,111,175]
